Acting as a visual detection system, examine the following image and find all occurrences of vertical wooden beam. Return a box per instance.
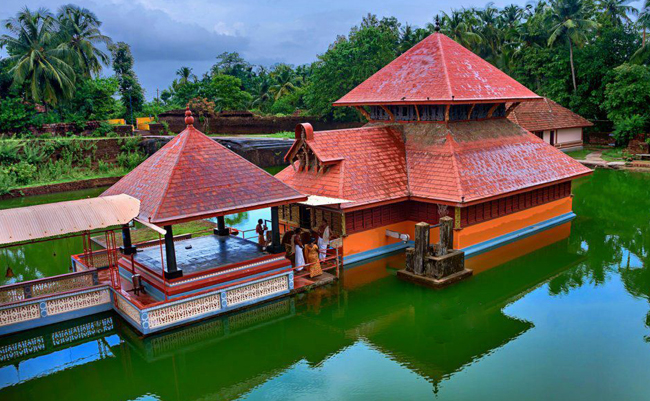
[414,105,421,121]
[444,105,450,122]
[454,207,461,229]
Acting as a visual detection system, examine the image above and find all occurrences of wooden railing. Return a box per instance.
[0,270,100,305]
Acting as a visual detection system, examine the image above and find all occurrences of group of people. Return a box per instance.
[280,220,332,278]
[254,218,332,278]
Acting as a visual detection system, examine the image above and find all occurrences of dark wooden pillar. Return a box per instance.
[439,216,453,254]
[413,222,429,275]
[268,206,283,253]
[215,216,230,236]
[120,224,137,255]
[163,225,182,279]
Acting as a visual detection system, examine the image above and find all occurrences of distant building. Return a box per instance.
[508,98,593,151]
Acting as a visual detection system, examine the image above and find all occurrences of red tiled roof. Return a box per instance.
[276,126,409,208]
[277,120,592,208]
[507,98,593,132]
[405,120,592,203]
[334,33,540,106]
[102,124,306,225]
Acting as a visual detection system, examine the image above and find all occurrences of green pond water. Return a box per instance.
[2,169,650,400]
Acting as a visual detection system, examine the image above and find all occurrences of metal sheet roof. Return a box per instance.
[0,194,140,245]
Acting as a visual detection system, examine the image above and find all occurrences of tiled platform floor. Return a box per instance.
[132,235,268,275]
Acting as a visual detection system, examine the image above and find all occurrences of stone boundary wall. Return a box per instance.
[15,121,134,137]
[0,176,122,200]
[157,110,362,135]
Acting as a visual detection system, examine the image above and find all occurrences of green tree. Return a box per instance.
[176,66,196,85]
[201,75,252,111]
[602,63,650,141]
[597,0,638,26]
[547,0,599,92]
[59,77,120,121]
[0,7,76,106]
[111,42,144,125]
[56,5,112,77]
[269,64,299,101]
[306,14,400,120]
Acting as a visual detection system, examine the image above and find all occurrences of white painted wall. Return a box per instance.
[557,127,583,144]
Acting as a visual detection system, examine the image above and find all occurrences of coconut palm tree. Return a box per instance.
[56,4,112,77]
[547,0,599,92]
[269,65,299,101]
[434,11,482,50]
[176,66,196,85]
[640,0,650,47]
[597,0,638,26]
[0,7,76,105]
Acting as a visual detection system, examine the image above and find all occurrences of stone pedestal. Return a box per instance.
[399,220,472,289]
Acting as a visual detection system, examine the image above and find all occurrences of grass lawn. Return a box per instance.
[601,148,625,161]
[565,148,592,160]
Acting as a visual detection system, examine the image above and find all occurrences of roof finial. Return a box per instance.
[185,104,194,127]
[434,15,440,32]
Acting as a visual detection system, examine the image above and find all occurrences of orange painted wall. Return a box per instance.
[465,222,571,274]
[454,196,573,249]
[343,221,440,257]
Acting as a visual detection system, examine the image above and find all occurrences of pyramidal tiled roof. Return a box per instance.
[102,109,306,225]
[334,33,540,106]
[508,98,593,132]
[276,121,592,208]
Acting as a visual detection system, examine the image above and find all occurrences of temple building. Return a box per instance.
[276,31,592,263]
[508,97,593,151]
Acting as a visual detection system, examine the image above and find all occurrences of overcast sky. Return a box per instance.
[2,0,645,99]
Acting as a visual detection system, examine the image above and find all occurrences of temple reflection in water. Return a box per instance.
[0,222,586,400]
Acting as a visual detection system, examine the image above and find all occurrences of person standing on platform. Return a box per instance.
[293,227,305,271]
[305,238,322,277]
[256,219,267,250]
[282,231,295,266]
[318,220,331,260]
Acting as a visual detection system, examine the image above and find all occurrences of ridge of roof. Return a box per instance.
[150,127,192,223]
[437,34,454,100]
[446,131,465,202]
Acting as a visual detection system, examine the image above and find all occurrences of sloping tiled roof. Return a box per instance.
[334,33,540,106]
[275,126,409,208]
[277,120,592,208]
[508,98,593,132]
[404,120,592,203]
[103,120,306,225]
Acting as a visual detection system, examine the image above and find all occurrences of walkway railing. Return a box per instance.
[0,270,100,305]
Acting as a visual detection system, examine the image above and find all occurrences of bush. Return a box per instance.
[0,171,16,195]
[613,115,648,144]
[92,122,115,137]
[0,141,22,164]
[4,161,37,185]
[97,160,112,173]
[21,144,47,164]
[0,98,37,134]
[117,151,146,169]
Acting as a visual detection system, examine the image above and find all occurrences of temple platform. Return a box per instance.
[132,235,268,276]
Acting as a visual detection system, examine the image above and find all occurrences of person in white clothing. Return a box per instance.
[292,228,305,271]
[318,220,331,260]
